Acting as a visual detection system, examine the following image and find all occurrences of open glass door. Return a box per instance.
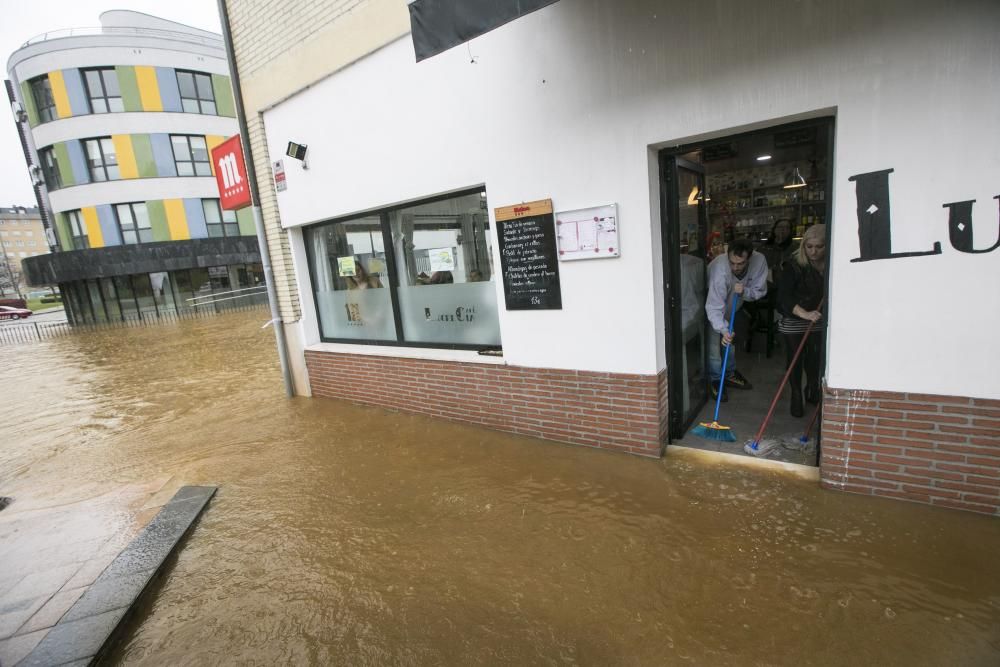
[662,155,709,440]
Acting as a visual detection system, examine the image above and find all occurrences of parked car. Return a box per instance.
[0,305,32,320]
[0,298,27,309]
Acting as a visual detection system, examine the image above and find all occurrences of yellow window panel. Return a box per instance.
[134,66,163,112]
[82,207,104,248]
[163,199,190,240]
[111,135,139,179]
[48,70,73,119]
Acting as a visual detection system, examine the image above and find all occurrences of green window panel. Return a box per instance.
[212,74,236,118]
[236,207,255,236]
[131,134,157,178]
[146,199,171,242]
[53,142,76,186]
[116,66,142,112]
[55,212,73,250]
[20,80,40,127]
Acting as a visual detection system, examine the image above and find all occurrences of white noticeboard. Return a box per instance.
[555,204,620,260]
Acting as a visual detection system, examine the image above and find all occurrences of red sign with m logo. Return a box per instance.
[212,135,252,210]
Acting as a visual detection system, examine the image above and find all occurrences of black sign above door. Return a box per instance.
[495,199,562,310]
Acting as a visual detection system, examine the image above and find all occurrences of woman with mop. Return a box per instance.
[777,224,827,418]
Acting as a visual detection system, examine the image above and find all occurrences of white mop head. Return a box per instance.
[743,438,782,457]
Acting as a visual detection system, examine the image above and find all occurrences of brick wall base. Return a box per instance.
[305,350,668,457]
[821,388,1000,516]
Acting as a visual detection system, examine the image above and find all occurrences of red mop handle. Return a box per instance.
[751,297,825,444]
[803,401,822,440]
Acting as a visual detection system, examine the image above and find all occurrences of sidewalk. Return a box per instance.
[0,476,186,665]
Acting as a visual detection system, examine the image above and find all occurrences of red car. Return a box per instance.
[0,305,32,320]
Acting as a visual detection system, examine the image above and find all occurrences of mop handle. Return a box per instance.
[751,297,825,444]
[711,292,741,422]
[803,402,822,440]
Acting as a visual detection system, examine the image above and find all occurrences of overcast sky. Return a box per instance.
[1,2,224,208]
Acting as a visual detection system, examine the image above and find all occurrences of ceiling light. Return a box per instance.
[756,154,772,162]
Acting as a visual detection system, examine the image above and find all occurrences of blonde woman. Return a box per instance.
[777,224,826,417]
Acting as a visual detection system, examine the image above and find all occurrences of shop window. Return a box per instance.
[176,70,216,115]
[29,76,56,123]
[39,147,62,190]
[84,137,119,182]
[83,68,123,113]
[171,135,212,177]
[115,202,153,245]
[305,188,500,348]
[202,199,240,237]
[66,210,88,250]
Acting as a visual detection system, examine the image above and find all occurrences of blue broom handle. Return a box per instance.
[712,292,741,422]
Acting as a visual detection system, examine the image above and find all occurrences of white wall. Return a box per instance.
[49,177,220,212]
[263,0,1000,398]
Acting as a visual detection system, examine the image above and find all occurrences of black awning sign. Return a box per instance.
[408,0,561,62]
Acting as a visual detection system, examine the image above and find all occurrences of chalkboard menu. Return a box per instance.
[495,199,562,310]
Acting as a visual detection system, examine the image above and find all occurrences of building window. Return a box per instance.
[171,135,211,176]
[67,210,89,249]
[202,199,239,237]
[29,76,57,123]
[305,188,499,348]
[83,68,123,113]
[39,148,62,190]
[84,137,120,182]
[115,203,152,245]
[176,70,216,115]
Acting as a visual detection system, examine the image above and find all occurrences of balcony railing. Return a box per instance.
[21,26,221,49]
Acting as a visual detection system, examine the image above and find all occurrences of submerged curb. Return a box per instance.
[19,486,217,667]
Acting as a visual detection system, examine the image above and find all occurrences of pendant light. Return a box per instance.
[783,166,807,189]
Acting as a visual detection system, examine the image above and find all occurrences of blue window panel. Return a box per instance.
[149,133,178,177]
[156,67,182,112]
[96,204,122,246]
[65,140,91,184]
[63,69,90,116]
[183,198,208,239]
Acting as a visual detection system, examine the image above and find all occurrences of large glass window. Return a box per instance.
[133,273,157,316]
[171,135,212,176]
[305,188,499,348]
[84,137,119,182]
[66,210,89,249]
[150,272,176,313]
[176,70,216,115]
[83,68,123,113]
[116,203,153,245]
[39,147,62,190]
[113,275,138,318]
[202,199,240,237]
[30,76,56,123]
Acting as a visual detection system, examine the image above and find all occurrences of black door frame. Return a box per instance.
[658,116,836,461]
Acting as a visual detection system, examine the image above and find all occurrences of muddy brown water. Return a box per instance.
[1,310,998,665]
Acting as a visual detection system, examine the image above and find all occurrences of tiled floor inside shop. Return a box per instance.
[671,329,821,466]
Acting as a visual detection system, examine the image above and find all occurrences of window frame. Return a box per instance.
[303,186,499,351]
[29,76,57,123]
[115,202,153,245]
[201,199,240,238]
[83,137,120,182]
[82,68,123,114]
[66,209,89,250]
[39,147,62,190]
[170,135,212,177]
[175,70,217,115]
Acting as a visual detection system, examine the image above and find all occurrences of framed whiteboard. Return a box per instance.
[555,203,620,261]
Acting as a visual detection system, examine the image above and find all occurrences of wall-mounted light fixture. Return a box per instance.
[10,100,26,123]
[286,141,308,169]
[783,166,807,189]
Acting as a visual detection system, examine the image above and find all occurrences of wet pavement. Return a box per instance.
[1,310,999,665]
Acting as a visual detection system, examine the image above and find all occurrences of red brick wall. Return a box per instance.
[305,350,667,457]
[820,388,1000,516]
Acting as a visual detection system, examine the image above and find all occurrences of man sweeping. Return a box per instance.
[705,238,768,401]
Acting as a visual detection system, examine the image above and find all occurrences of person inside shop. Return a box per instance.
[346,258,383,290]
[705,238,768,401]
[743,217,797,352]
[777,223,826,417]
[428,270,454,284]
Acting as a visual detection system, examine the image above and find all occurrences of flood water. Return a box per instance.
[2,310,999,665]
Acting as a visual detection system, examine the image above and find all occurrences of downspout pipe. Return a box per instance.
[216,0,295,398]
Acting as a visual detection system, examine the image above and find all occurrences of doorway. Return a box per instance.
[660,117,834,465]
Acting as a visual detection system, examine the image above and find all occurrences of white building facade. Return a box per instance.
[226,0,1000,515]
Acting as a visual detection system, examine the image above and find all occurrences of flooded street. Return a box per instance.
[2,310,999,665]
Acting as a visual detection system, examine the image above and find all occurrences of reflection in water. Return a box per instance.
[2,311,999,665]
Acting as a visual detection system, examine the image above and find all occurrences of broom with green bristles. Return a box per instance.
[691,293,740,442]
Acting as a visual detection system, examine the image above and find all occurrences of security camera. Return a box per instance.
[286,141,308,169]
